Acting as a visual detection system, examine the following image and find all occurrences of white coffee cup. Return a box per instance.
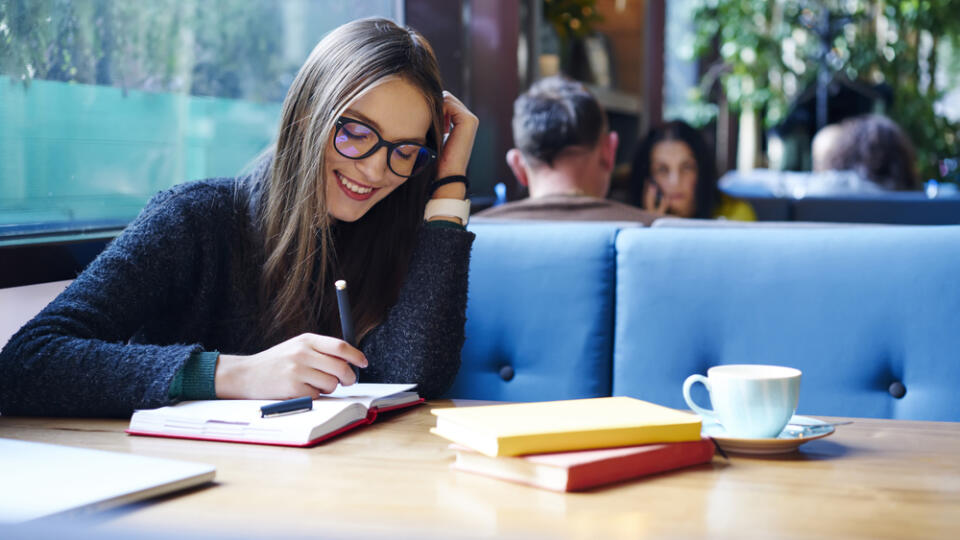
[682,364,802,438]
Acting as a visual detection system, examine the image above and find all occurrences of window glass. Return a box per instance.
[663,0,715,126]
[0,0,399,244]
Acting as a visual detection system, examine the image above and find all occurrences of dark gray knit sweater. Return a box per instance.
[0,178,474,417]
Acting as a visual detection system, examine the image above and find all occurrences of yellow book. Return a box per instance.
[430,397,702,457]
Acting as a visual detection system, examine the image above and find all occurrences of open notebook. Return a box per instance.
[0,438,215,523]
[127,383,421,447]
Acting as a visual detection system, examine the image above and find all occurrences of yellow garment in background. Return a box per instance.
[714,194,757,221]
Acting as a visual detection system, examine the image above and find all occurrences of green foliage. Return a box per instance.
[0,0,287,102]
[543,0,603,41]
[691,0,960,181]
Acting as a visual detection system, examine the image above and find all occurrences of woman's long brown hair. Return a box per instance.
[255,18,444,347]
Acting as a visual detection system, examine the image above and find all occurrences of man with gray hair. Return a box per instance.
[476,76,654,223]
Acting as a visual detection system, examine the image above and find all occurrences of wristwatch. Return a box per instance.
[424,198,471,225]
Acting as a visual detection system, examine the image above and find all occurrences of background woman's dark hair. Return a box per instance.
[629,120,718,219]
[512,76,606,166]
[823,114,919,190]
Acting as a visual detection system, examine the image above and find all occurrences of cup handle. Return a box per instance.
[682,374,717,422]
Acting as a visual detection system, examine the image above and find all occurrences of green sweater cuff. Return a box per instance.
[425,219,466,231]
[168,351,219,401]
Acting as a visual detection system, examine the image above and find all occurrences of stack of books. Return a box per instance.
[430,397,714,492]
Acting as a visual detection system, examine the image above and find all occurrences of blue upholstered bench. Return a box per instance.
[450,222,960,422]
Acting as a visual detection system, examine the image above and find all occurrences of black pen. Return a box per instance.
[335,279,360,382]
[260,396,312,418]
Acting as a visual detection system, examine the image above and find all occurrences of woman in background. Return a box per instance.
[0,18,478,417]
[630,120,755,221]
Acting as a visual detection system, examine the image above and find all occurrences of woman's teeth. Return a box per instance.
[338,172,373,194]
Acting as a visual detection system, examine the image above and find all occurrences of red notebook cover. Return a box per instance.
[452,438,715,492]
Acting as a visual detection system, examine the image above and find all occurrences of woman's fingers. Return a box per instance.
[292,333,364,390]
[658,194,670,213]
[301,350,358,388]
[644,183,669,214]
[298,367,342,396]
[297,333,367,368]
[643,183,658,212]
[443,91,472,126]
[437,91,479,178]
[655,190,670,214]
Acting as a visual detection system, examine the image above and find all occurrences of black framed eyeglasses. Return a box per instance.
[333,117,438,178]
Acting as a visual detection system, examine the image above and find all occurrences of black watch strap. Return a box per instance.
[430,175,469,194]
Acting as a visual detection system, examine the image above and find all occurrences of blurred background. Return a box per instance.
[1,0,958,244]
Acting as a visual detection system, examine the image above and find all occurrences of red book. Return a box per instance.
[451,438,715,492]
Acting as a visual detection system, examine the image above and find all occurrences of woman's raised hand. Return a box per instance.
[434,91,479,194]
[643,182,671,215]
[214,333,368,399]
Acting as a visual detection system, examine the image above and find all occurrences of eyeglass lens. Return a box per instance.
[335,120,431,177]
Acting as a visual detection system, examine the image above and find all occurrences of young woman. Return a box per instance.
[630,120,755,221]
[0,18,478,417]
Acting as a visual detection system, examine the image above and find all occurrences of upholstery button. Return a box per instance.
[499,365,515,382]
[888,381,906,399]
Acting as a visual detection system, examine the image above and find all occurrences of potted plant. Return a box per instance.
[690,0,960,184]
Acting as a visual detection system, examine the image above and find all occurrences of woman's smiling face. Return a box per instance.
[324,77,433,223]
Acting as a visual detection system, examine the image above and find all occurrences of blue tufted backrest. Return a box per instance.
[445,222,629,401]
[612,225,960,421]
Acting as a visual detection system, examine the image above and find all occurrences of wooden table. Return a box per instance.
[1,401,959,539]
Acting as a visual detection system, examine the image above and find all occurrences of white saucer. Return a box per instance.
[702,415,837,455]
